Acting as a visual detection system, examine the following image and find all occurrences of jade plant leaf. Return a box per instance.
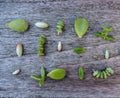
[47,68,66,80]
[74,17,89,38]
[6,19,29,33]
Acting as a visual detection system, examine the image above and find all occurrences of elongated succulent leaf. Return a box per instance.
[79,66,84,80]
[73,47,85,54]
[16,43,23,57]
[31,75,41,81]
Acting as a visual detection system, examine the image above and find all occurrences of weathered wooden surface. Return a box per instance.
[1,0,120,97]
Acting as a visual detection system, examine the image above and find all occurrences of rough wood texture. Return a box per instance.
[1,0,120,97]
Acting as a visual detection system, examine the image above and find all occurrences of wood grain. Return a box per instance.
[1,0,120,97]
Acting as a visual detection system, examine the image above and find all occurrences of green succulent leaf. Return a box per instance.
[93,70,99,77]
[95,71,101,78]
[57,20,65,27]
[103,71,107,79]
[79,66,84,80]
[41,66,45,80]
[100,71,104,79]
[39,77,44,87]
[47,68,66,80]
[56,28,63,33]
[73,47,85,54]
[31,75,41,81]
[56,25,62,29]
[38,66,45,87]
[106,67,114,75]
[105,70,111,76]
[6,19,29,33]
[74,17,89,38]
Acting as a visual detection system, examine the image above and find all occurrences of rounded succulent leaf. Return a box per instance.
[74,17,89,38]
[47,68,66,80]
[6,19,29,33]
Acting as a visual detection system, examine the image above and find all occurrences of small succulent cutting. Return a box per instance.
[35,22,49,28]
[37,35,46,57]
[16,43,23,57]
[12,69,21,75]
[56,20,65,35]
[6,19,29,33]
[47,68,66,80]
[105,50,109,59]
[74,17,89,38]
[92,67,114,79]
[31,66,45,87]
[73,47,86,54]
[79,66,85,80]
[94,26,116,41]
[57,41,62,52]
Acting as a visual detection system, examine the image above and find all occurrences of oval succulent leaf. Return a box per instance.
[105,50,109,59]
[79,66,84,80]
[12,69,21,75]
[16,43,23,57]
[6,19,28,32]
[47,68,66,80]
[73,47,85,54]
[74,17,89,38]
[58,41,62,52]
[35,22,49,28]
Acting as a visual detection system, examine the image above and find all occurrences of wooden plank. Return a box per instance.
[0,0,120,97]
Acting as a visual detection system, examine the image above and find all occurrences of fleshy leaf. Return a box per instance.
[47,68,66,80]
[73,47,85,54]
[31,75,41,81]
[6,19,28,33]
[79,66,84,80]
[74,17,89,38]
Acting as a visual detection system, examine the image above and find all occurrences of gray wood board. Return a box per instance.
[0,0,120,97]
